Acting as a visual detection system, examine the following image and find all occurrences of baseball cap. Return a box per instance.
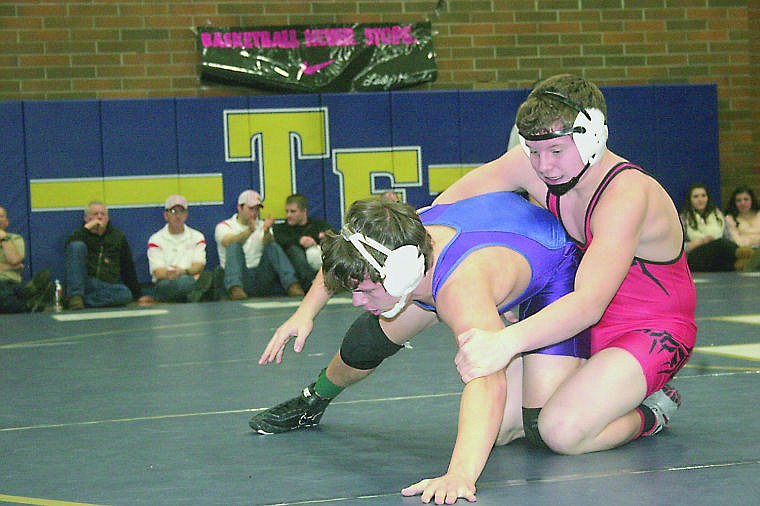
[238,190,263,207]
[164,195,188,210]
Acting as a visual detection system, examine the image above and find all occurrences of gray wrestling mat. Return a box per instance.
[1,272,759,505]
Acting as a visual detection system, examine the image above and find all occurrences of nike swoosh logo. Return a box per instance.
[300,60,336,75]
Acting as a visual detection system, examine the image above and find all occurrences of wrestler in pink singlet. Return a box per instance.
[547,162,697,395]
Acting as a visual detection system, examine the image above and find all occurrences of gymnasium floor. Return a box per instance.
[1,271,759,506]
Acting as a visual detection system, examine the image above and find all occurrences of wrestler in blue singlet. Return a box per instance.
[417,191,589,357]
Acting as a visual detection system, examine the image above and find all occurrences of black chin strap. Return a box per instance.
[546,162,591,197]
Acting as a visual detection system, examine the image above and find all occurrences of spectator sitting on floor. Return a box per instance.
[215,190,304,300]
[680,183,751,272]
[147,195,214,303]
[724,185,760,271]
[0,205,53,313]
[65,200,153,310]
[272,194,334,292]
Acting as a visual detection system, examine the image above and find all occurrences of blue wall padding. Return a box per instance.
[0,84,720,286]
[458,89,525,160]
[101,98,179,175]
[319,91,392,221]
[0,102,31,271]
[24,100,104,177]
[391,90,462,176]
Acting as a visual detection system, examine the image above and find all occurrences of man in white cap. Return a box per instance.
[215,190,304,300]
[147,195,213,303]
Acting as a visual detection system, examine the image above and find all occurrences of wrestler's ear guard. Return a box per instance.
[572,107,607,166]
[342,228,425,298]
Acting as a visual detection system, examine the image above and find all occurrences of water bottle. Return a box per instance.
[54,279,63,312]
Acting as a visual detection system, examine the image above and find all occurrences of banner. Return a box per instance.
[198,22,437,93]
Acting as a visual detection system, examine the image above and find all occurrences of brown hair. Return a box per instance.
[322,198,433,292]
[516,74,607,137]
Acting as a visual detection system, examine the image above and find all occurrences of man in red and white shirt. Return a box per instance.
[147,195,211,303]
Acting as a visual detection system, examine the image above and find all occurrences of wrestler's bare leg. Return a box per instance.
[538,348,646,454]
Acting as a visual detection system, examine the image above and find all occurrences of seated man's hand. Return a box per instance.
[401,472,476,504]
[136,295,155,306]
[84,219,104,233]
[299,236,317,248]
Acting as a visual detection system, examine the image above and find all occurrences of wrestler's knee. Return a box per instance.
[340,313,402,370]
[537,404,589,455]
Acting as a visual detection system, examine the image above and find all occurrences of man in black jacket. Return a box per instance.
[65,201,152,309]
[272,194,334,292]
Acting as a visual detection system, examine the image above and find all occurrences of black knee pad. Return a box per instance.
[522,407,549,449]
[340,312,403,370]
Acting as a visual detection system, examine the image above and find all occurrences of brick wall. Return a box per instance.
[1,1,755,202]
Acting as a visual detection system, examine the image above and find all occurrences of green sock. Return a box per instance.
[314,368,344,399]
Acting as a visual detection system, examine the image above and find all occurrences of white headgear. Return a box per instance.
[342,227,425,318]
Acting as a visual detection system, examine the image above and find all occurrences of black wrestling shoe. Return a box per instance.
[249,383,332,435]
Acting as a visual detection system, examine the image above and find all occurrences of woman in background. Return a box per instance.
[724,186,760,271]
[680,183,750,272]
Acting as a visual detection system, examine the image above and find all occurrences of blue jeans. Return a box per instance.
[283,244,318,292]
[154,275,196,302]
[66,241,133,307]
[224,242,299,296]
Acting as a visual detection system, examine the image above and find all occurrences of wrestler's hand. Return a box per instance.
[401,473,476,504]
[455,328,511,383]
[502,310,518,323]
[258,312,314,365]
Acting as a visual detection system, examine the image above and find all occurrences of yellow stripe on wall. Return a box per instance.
[30,174,224,211]
[427,164,480,194]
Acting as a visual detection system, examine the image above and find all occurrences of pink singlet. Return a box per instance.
[547,163,697,395]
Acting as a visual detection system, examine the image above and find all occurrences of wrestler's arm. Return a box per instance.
[456,179,646,382]
[402,263,511,503]
[433,147,537,205]
[259,269,333,364]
